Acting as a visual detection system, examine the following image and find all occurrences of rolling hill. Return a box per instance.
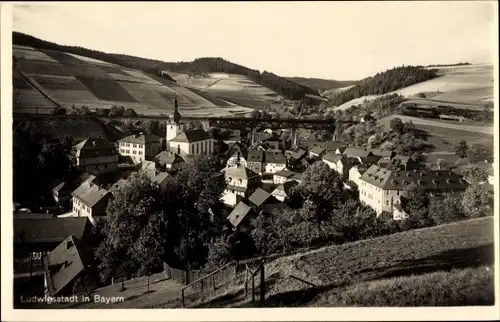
[286,77,358,92]
[12,44,254,117]
[333,64,494,111]
[13,32,320,103]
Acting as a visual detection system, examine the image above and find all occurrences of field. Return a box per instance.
[378,114,493,151]
[168,71,280,109]
[12,45,253,117]
[194,217,494,308]
[333,64,493,111]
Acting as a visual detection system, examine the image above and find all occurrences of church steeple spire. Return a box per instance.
[173,93,181,124]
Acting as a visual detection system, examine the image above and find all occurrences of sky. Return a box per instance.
[11,1,496,80]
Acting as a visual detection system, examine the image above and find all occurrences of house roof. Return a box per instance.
[71,182,111,207]
[223,165,259,180]
[307,141,347,152]
[171,129,212,143]
[42,235,91,296]
[72,137,117,159]
[227,201,253,228]
[274,168,296,178]
[343,147,373,158]
[264,151,287,164]
[322,152,343,163]
[273,181,298,196]
[310,145,326,155]
[155,151,183,166]
[371,149,395,159]
[360,165,469,191]
[291,172,303,181]
[151,172,170,185]
[285,147,307,161]
[247,149,264,162]
[139,160,156,172]
[249,188,274,207]
[118,132,163,144]
[14,217,91,245]
[52,173,96,193]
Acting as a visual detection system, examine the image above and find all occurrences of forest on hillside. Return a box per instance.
[287,77,358,92]
[328,66,439,107]
[13,32,318,101]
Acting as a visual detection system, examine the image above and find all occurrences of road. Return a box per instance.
[378,115,494,134]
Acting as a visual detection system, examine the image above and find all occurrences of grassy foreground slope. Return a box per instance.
[194,217,494,308]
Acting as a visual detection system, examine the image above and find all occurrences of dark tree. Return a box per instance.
[454,140,469,158]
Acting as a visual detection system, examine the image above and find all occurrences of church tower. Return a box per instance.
[166,94,184,151]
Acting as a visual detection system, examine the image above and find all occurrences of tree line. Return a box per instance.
[328,66,439,107]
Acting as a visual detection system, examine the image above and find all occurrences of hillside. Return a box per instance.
[194,216,494,308]
[13,32,318,102]
[334,64,493,111]
[12,43,253,117]
[328,65,440,108]
[286,77,357,92]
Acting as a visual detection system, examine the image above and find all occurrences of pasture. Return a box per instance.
[333,64,493,110]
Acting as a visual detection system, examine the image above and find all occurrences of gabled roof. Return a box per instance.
[227,201,254,228]
[139,160,156,172]
[360,165,469,191]
[247,149,264,162]
[72,137,117,158]
[264,151,287,164]
[371,149,395,159]
[42,235,91,296]
[249,188,276,207]
[14,217,91,245]
[274,168,296,178]
[285,147,307,161]
[71,182,111,207]
[118,132,163,144]
[310,145,326,155]
[171,129,212,143]
[52,173,96,193]
[273,181,298,196]
[155,151,184,166]
[151,172,170,185]
[223,165,260,180]
[342,147,373,158]
[322,152,343,163]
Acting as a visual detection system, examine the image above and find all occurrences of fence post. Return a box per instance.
[201,279,204,292]
[244,265,248,296]
[260,263,265,306]
[181,289,185,307]
[251,276,255,304]
[234,262,238,280]
[212,274,216,292]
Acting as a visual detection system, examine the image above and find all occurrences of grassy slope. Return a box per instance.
[334,64,493,111]
[193,217,494,308]
[286,77,357,92]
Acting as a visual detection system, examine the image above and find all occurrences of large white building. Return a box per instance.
[118,132,163,164]
[70,181,112,225]
[358,165,469,220]
[71,137,119,174]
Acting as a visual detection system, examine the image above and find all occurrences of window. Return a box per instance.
[177,145,181,154]
[386,200,389,205]
[133,151,136,155]
[191,145,194,154]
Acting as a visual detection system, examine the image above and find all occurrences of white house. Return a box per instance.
[71,137,119,173]
[263,151,287,174]
[348,165,368,187]
[221,165,260,207]
[118,132,163,164]
[70,181,112,225]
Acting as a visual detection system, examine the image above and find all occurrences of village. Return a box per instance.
[13,95,495,304]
